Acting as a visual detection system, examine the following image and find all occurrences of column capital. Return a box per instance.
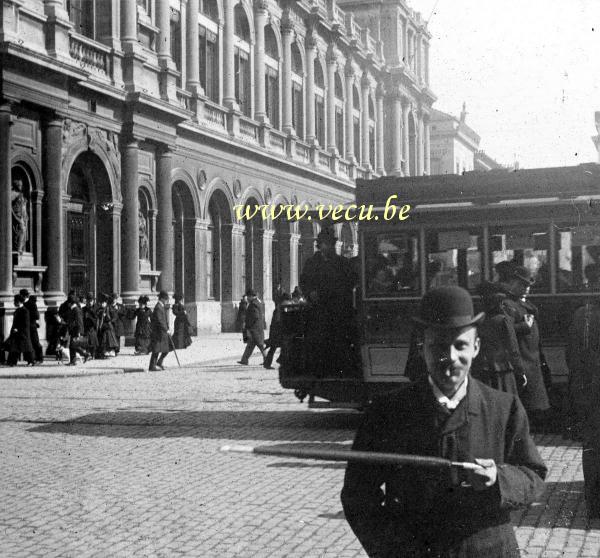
[375,82,386,99]
[254,0,269,14]
[326,44,338,64]
[344,58,354,77]
[360,71,370,89]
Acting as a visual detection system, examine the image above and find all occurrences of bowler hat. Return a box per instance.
[495,260,515,282]
[245,288,257,297]
[512,265,535,285]
[158,290,169,300]
[19,288,30,298]
[413,286,485,329]
[316,228,337,245]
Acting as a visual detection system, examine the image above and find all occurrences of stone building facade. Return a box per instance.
[0,0,434,338]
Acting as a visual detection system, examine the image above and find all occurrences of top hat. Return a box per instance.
[316,228,337,245]
[158,290,169,300]
[19,288,30,298]
[413,286,485,329]
[495,260,515,282]
[245,288,257,297]
[512,265,535,285]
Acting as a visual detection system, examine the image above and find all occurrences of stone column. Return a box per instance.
[281,19,294,135]
[179,0,188,87]
[391,91,403,176]
[326,49,337,152]
[375,83,385,175]
[120,139,140,303]
[305,34,317,144]
[289,232,300,292]
[424,115,431,175]
[43,118,65,303]
[111,203,122,294]
[222,0,238,109]
[186,0,203,93]
[156,147,174,293]
[360,73,370,168]
[0,104,13,301]
[417,111,425,176]
[253,1,268,122]
[262,228,274,303]
[230,223,246,301]
[344,61,354,161]
[402,100,410,176]
[156,0,171,63]
[121,0,138,49]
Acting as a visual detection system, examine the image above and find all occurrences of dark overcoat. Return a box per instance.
[130,307,152,352]
[83,304,99,350]
[341,378,547,558]
[112,303,126,337]
[24,298,41,351]
[150,301,171,354]
[500,295,550,411]
[244,299,265,345]
[9,306,34,354]
[172,303,192,349]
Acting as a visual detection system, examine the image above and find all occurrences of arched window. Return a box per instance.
[264,25,280,129]
[334,72,344,153]
[291,42,304,139]
[201,0,219,21]
[234,4,251,116]
[352,84,361,162]
[314,59,326,146]
[368,95,376,168]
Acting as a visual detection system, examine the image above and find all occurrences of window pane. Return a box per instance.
[426,229,482,291]
[557,226,600,292]
[490,227,549,292]
[365,233,420,297]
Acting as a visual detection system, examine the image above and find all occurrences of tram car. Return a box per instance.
[279,162,600,407]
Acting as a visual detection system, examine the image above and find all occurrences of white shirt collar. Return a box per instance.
[428,375,469,410]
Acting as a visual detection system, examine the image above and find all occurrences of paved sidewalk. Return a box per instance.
[0,333,256,379]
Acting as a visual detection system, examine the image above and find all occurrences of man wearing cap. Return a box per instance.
[299,227,358,377]
[341,286,546,557]
[149,290,171,371]
[238,288,267,365]
[497,264,550,428]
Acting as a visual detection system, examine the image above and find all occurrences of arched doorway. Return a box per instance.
[207,190,232,302]
[66,152,113,297]
[243,196,263,294]
[172,181,196,300]
[409,113,417,177]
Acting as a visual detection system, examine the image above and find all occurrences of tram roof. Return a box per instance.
[356,163,600,207]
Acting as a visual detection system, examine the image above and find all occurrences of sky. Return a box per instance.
[407,0,600,169]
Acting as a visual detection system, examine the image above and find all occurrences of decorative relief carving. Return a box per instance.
[264,187,272,204]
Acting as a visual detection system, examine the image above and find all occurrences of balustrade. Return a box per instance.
[69,34,109,76]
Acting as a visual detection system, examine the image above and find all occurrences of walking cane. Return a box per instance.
[220,443,484,471]
[168,334,181,367]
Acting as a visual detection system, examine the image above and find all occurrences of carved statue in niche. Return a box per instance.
[139,209,149,261]
[11,178,29,254]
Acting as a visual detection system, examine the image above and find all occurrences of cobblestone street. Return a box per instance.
[1,337,599,557]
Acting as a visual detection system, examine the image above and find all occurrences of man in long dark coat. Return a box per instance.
[21,289,43,364]
[7,294,34,366]
[238,289,267,365]
[149,290,171,371]
[342,286,546,557]
[299,228,358,377]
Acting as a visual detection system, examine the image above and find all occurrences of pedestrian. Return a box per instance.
[238,288,267,365]
[236,294,249,333]
[291,286,305,303]
[97,294,119,358]
[471,280,525,396]
[497,264,551,430]
[149,290,171,371]
[82,293,98,359]
[58,290,75,323]
[22,290,44,364]
[341,286,547,557]
[264,293,291,369]
[128,295,152,355]
[66,295,91,364]
[299,228,358,377]
[172,294,192,350]
[6,294,34,366]
[110,293,126,355]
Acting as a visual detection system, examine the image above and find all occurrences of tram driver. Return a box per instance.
[341,286,546,558]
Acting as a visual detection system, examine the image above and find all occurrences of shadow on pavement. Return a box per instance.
[28,409,363,441]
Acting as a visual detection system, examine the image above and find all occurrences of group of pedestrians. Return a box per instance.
[0,289,193,369]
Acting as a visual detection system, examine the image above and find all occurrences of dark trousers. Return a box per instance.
[263,344,279,368]
[149,352,168,368]
[583,445,600,517]
[240,331,266,364]
[7,351,34,366]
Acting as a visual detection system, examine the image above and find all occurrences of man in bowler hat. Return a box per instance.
[149,290,171,371]
[342,286,546,557]
[238,288,267,365]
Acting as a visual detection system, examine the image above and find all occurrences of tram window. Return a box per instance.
[557,227,600,292]
[364,233,419,297]
[425,229,482,291]
[490,227,549,292]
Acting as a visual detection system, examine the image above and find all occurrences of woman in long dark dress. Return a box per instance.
[128,295,153,354]
[7,294,34,366]
[97,295,119,357]
[172,294,192,350]
[83,293,98,358]
[24,294,44,363]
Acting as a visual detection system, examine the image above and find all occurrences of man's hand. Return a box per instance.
[468,458,497,491]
